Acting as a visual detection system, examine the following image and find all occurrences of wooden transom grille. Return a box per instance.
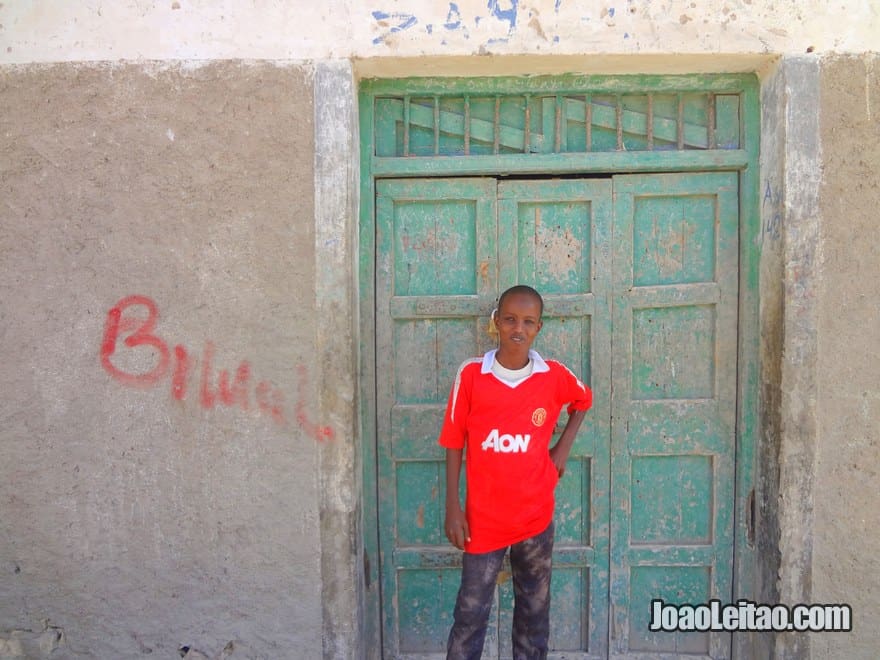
[373,92,741,157]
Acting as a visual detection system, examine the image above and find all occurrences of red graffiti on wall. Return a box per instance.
[100,295,334,440]
[100,295,170,387]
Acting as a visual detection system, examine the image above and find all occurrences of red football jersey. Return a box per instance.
[438,350,592,553]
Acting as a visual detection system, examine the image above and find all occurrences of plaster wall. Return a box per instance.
[1,0,878,63]
[755,53,880,660]
[0,61,324,658]
[812,53,880,660]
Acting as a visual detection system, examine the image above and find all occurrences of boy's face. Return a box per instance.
[494,293,543,352]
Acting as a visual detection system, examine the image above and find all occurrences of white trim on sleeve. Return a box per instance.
[449,358,482,423]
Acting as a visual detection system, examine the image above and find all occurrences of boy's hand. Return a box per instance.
[444,506,470,550]
[549,443,570,477]
[550,409,587,478]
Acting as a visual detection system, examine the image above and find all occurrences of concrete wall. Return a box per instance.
[0,61,325,658]
[756,53,880,660]
[812,54,880,660]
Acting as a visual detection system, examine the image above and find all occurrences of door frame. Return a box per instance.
[358,73,761,659]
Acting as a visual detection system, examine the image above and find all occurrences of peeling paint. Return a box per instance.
[535,214,583,283]
[528,15,548,40]
[0,622,65,659]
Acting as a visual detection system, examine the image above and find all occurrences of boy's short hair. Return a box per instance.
[497,285,544,318]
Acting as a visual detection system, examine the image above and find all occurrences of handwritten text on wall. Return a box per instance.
[100,295,333,440]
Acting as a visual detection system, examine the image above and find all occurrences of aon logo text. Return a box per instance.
[481,428,531,453]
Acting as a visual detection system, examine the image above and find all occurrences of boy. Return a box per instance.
[438,285,592,659]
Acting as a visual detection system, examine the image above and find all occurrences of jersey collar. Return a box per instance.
[481,348,550,375]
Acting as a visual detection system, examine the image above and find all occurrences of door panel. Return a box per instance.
[497,180,612,659]
[376,178,499,658]
[609,172,739,658]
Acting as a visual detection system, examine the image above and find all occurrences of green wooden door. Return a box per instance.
[375,178,501,658]
[496,179,612,659]
[609,172,739,658]
[375,172,738,659]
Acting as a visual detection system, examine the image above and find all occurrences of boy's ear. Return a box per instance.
[488,308,500,337]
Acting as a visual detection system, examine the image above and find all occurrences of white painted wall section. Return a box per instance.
[1,0,878,64]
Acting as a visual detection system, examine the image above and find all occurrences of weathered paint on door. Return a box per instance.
[375,178,500,658]
[496,179,612,659]
[375,172,738,659]
[609,172,739,658]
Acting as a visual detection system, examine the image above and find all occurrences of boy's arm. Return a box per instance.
[549,409,587,477]
[444,448,470,550]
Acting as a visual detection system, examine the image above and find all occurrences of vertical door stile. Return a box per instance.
[590,181,614,660]
[609,178,635,657]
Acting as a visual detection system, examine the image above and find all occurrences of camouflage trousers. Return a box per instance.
[446,521,555,660]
